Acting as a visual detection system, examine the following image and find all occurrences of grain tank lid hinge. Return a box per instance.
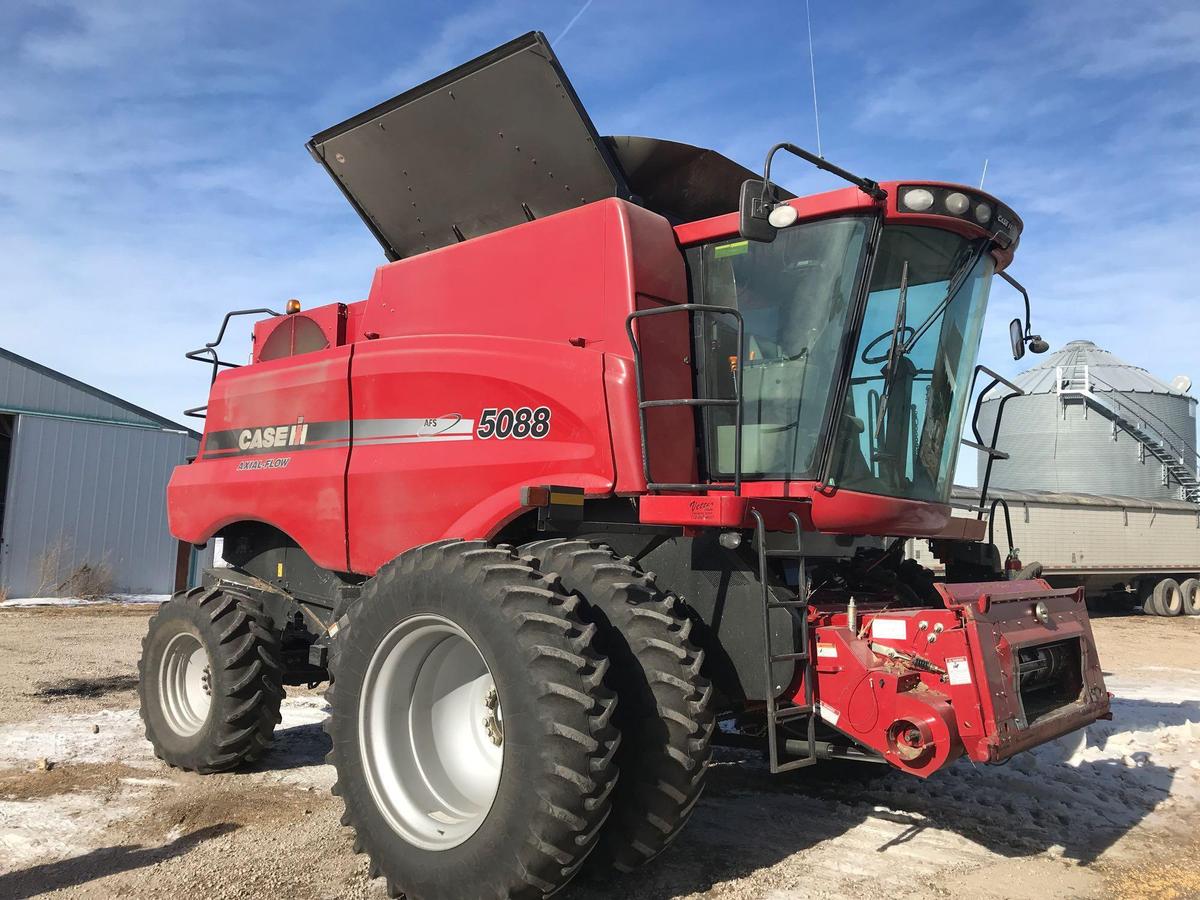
[307,31,632,261]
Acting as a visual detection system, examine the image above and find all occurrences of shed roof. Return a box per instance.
[0,346,198,438]
[952,485,1198,512]
[996,340,1195,399]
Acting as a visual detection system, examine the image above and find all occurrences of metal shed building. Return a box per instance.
[0,347,203,599]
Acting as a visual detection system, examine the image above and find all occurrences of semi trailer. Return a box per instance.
[138,32,1112,900]
[912,486,1200,615]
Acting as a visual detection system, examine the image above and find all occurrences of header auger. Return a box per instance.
[139,31,1109,900]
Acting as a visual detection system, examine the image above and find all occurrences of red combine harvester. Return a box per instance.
[139,32,1111,899]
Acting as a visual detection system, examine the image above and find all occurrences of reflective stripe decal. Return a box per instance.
[202,416,476,460]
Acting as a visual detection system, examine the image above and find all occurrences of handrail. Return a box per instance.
[966,364,1025,520]
[625,304,745,495]
[182,307,283,420]
[1091,376,1197,464]
[185,307,283,385]
[1058,365,1198,468]
[987,497,1015,552]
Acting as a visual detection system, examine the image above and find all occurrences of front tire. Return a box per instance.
[521,540,714,872]
[138,585,284,773]
[327,541,620,900]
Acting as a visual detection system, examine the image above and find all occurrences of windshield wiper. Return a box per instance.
[874,261,909,442]
[900,242,989,354]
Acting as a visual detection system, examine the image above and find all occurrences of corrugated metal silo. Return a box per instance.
[977,340,1198,502]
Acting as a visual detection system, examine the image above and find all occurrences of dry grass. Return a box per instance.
[34,536,114,599]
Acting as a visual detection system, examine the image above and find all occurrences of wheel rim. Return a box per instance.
[360,614,503,851]
[159,631,213,736]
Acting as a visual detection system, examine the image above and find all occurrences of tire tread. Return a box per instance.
[520,539,714,872]
[138,585,283,774]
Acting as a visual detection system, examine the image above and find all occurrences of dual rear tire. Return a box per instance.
[329,539,713,898]
[519,539,714,872]
[1181,578,1200,616]
[1143,578,1195,617]
[328,541,620,899]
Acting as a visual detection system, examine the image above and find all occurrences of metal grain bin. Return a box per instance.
[978,340,1197,502]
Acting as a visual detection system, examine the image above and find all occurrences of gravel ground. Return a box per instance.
[1,604,1199,900]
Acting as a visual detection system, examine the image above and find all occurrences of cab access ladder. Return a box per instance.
[751,509,818,773]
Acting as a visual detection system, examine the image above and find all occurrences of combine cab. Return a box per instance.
[139,32,1110,899]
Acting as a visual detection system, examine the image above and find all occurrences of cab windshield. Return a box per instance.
[687,215,871,479]
[828,226,992,502]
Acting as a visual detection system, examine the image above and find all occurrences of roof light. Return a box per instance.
[285,298,302,314]
[901,188,934,212]
[768,203,799,228]
[944,192,970,215]
[974,202,993,224]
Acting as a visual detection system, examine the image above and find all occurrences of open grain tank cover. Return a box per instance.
[602,135,775,224]
[307,31,631,260]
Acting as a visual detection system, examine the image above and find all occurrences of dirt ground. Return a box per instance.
[2,604,1200,900]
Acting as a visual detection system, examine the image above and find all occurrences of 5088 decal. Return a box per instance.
[477,406,551,440]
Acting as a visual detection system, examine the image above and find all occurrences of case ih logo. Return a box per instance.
[238,422,310,451]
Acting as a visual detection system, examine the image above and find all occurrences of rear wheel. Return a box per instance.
[521,539,714,872]
[138,585,284,773]
[1140,581,1162,615]
[1180,578,1200,616]
[327,541,619,899]
[1154,578,1184,617]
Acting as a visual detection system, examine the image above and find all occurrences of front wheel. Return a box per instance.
[327,541,620,900]
[138,585,284,773]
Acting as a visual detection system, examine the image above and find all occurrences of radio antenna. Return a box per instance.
[806,0,823,158]
[979,158,989,189]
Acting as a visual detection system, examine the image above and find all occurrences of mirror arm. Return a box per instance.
[997,270,1032,336]
[998,269,1048,353]
[760,142,888,206]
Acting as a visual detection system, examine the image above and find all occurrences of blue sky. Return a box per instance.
[2,0,1197,484]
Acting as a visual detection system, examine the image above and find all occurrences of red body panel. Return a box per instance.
[171,347,352,571]
[675,181,1019,271]
[638,486,952,537]
[169,198,693,566]
[344,336,613,574]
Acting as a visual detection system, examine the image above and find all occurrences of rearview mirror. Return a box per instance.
[1009,318,1026,361]
[739,179,778,243]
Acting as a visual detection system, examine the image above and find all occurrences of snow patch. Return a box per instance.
[0,593,168,608]
[0,698,333,787]
[0,792,134,871]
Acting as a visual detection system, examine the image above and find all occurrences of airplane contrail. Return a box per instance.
[555,0,595,43]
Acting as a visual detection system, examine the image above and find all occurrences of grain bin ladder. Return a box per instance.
[1057,364,1200,502]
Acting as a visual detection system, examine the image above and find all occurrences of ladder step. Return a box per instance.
[765,549,805,558]
[770,651,810,662]
[767,600,809,609]
[771,704,814,721]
